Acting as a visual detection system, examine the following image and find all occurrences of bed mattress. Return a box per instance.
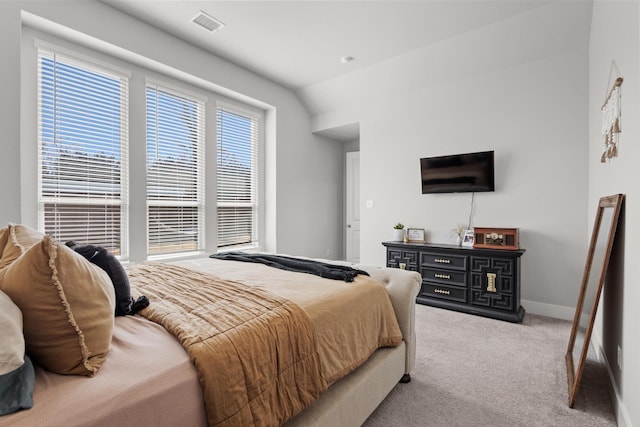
[0,258,402,427]
[1,314,207,427]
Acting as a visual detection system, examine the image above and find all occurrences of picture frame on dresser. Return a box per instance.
[406,228,425,243]
[462,229,474,247]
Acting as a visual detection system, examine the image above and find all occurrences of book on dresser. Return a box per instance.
[383,241,525,323]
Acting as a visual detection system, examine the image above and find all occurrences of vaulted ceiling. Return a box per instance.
[102,1,558,90]
[101,1,592,141]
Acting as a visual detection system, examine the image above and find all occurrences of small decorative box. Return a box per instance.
[473,227,519,250]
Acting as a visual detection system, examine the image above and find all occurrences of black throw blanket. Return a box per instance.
[210,252,369,282]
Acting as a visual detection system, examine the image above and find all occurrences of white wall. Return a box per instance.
[0,3,22,224]
[358,49,589,314]
[589,2,639,426]
[0,1,345,260]
[308,1,592,316]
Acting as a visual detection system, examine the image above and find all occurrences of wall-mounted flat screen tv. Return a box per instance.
[420,150,495,194]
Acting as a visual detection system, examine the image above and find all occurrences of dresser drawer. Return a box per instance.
[420,252,467,271]
[421,267,466,287]
[421,283,467,303]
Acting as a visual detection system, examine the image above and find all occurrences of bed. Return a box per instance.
[0,224,421,427]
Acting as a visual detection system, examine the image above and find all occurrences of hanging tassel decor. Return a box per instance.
[601,76,623,163]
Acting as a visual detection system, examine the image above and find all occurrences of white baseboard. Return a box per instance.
[591,331,632,427]
[521,299,576,321]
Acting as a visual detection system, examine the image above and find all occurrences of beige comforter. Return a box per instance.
[128,263,327,426]
[174,258,404,385]
[129,259,403,426]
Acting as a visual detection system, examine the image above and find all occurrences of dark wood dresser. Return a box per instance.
[383,241,525,322]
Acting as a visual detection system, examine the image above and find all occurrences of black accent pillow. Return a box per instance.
[65,241,149,316]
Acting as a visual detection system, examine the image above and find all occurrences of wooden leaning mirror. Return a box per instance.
[566,193,624,407]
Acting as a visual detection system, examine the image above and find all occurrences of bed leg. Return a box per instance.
[400,374,411,383]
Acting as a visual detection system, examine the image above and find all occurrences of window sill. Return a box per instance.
[216,245,260,254]
[146,250,209,263]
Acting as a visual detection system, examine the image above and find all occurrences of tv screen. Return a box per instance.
[420,150,495,194]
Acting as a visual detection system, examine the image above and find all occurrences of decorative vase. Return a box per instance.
[393,229,405,242]
[456,235,462,246]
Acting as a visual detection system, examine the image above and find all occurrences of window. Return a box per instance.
[37,49,129,256]
[31,37,264,260]
[146,83,205,255]
[216,106,260,249]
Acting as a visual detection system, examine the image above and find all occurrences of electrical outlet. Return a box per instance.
[617,345,622,370]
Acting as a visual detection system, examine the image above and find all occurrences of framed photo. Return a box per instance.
[406,228,425,243]
[462,229,474,247]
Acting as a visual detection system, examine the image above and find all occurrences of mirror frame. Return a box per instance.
[566,193,624,407]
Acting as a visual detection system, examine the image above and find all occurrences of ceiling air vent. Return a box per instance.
[192,11,225,32]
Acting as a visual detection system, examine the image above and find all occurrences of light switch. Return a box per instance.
[366,200,374,208]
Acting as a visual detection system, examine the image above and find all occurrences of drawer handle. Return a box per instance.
[487,272,497,292]
[434,273,451,280]
[435,258,451,264]
[434,288,450,295]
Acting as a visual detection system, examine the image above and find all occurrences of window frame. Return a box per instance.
[145,80,206,257]
[215,102,262,251]
[36,43,130,258]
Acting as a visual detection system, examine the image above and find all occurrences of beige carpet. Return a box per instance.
[363,304,616,426]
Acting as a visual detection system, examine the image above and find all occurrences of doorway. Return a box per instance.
[345,151,360,263]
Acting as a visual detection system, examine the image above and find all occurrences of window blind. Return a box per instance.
[146,84,205,255]
[37,50,129,256]
[216,106,259,248]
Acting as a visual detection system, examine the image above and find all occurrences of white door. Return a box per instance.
[345,152,360,263]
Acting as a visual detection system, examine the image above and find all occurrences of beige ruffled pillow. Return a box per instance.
[0,224,44,270]
[0,229,115,376]
[0,227,8,259]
